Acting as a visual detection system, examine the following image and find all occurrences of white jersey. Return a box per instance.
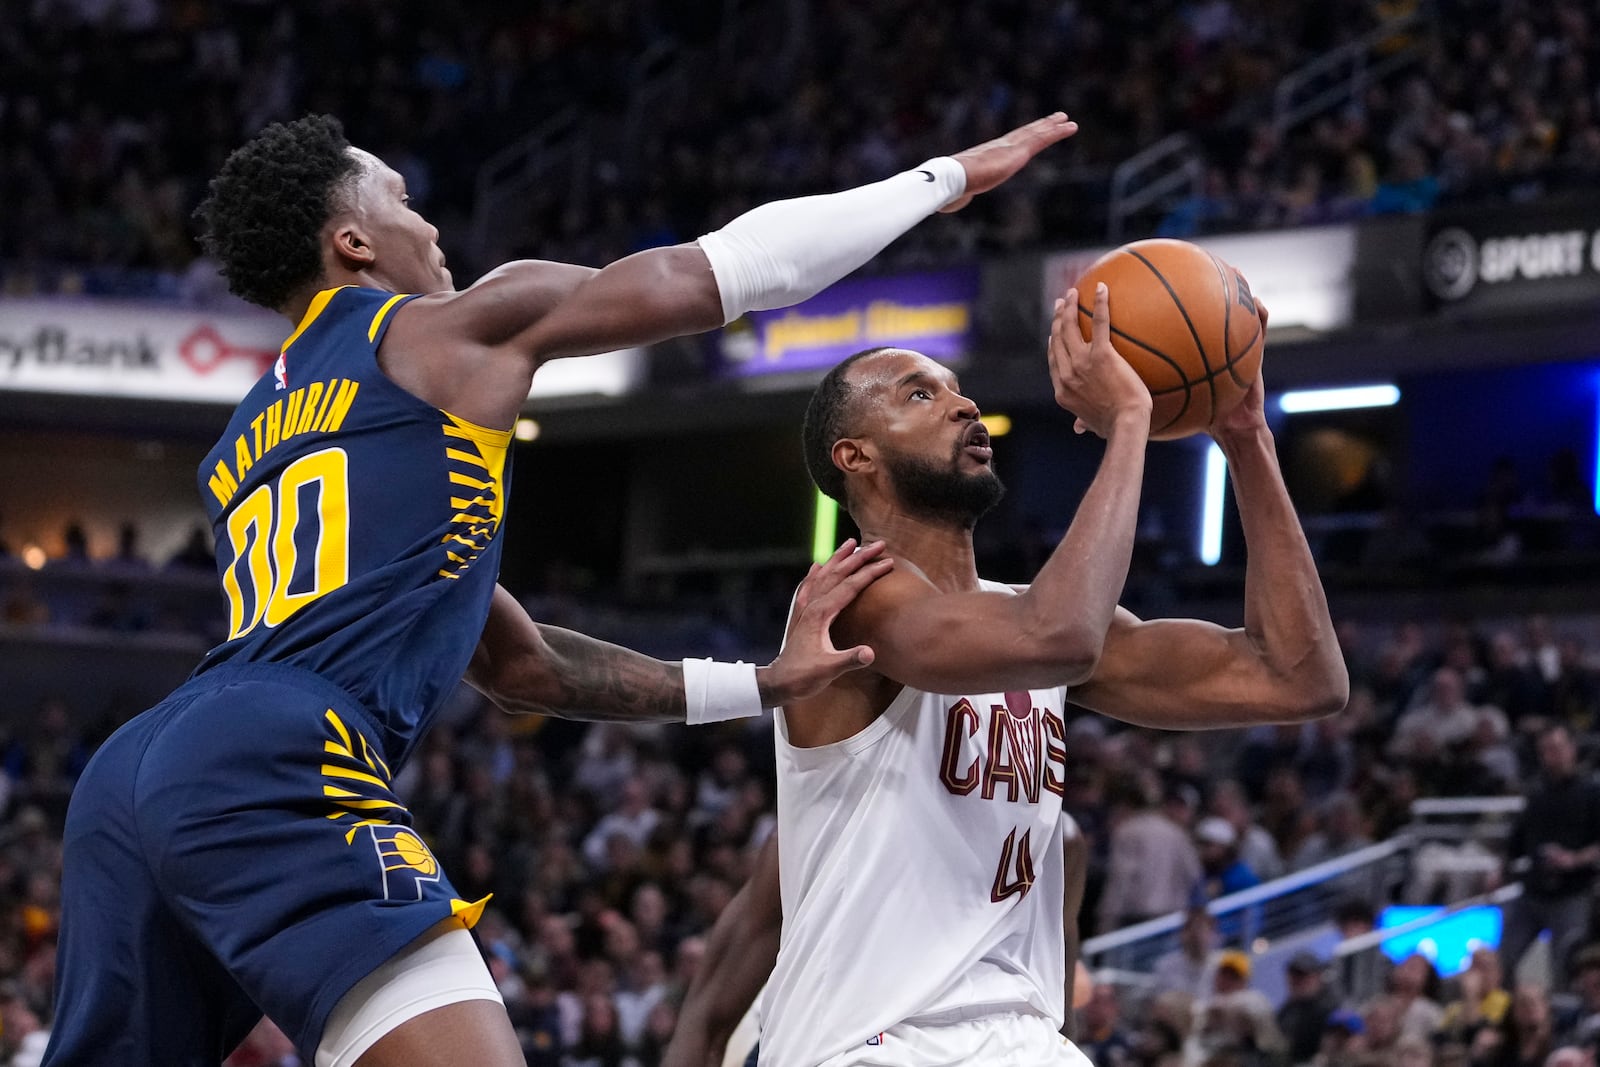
[760,583,1073,1067]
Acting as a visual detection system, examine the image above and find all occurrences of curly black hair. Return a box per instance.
[801,347,894,506]
[193,115,362,311]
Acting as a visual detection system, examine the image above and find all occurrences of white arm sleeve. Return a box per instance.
[696,157,967,324]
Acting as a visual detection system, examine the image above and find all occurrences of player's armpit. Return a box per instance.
[663,835,782,1067]
[832,570,1104,696]
[1067,607,1347,730]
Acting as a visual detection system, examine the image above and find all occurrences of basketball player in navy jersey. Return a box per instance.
[43,113,1078,1067]
[662,291,1349,1066]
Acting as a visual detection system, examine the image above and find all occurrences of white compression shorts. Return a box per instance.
[315,921,503,1067]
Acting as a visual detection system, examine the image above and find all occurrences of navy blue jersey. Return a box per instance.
[191,285,510,766]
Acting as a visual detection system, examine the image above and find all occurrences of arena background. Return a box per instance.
[5,0,1600,1064]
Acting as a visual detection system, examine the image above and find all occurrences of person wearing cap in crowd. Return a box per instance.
[1185,950,1287,1067]
[1279,951,1341,1066]
[1152,906,1222,998]
[1314,1009,1366,1067]
[1194,815,1263,902]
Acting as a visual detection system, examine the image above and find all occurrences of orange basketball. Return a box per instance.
[1071,238,1264,440]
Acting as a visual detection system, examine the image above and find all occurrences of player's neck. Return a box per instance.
[856,512,980,593]
[278,269,396,323]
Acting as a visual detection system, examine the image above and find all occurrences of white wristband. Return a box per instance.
[683,658,765,725]
[697,156,967,324]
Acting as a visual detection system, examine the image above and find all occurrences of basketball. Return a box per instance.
[1072,238,1264,440]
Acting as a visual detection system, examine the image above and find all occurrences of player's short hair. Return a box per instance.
[802,347,895,506]
[193,114,362,311]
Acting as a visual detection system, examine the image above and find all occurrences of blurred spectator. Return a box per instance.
[1153,906,1222,999]
[1279,952,1340,1066]
[1291,793,1373,871]
[1562,944,1600,1046]
[1099,781,1204,931]
[1193,816,1261,902]
[1314,1010,1366,1067]
[1440,948,1512,1045]
[1385,954,1446,1042]
[1499,725,1600,985]
[1390,669,1486,762]
[1209,780,1285,882]
[1499,985,1557,1067]
[582,776,661,872]
[1184,951,1288,1067]
[166,526,217,571]
[1082,983,1135,1067]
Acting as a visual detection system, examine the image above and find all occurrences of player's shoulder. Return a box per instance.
[392,260,600,350]
[833,565,941,636]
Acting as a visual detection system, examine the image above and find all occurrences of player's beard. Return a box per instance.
[882,442,1005,529]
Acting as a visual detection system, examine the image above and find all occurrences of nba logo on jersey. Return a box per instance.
[367,824,440,901]
[272,349,288,390]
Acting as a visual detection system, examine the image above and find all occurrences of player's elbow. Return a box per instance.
[1305,660,1352,718]
[1047,622,1107,687]
[1274,659,1350,722]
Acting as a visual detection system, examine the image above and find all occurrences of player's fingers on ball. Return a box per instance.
[1090,282,1110,345]
[1256,299,1270,330]
[1058,289,1085,357]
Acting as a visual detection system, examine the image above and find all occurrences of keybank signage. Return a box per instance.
[720,267,980,376]
[0,298,643,404]
[1423,202,1600,308]
[0,298,283,402]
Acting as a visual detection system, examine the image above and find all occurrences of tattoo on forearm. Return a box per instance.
[520,627,687,723]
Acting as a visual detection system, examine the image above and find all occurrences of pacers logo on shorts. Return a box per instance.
[367,824,441,901]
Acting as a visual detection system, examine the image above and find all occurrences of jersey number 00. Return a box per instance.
[221,446,351,639]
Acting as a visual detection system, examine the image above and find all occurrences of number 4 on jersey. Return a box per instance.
[991,826,1035,903]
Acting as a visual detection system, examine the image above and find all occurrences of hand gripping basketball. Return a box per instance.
[766,540,893,705]
[1047,283,1153,439]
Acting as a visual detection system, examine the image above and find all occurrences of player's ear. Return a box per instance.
[329,221,377,271]
[833,437,872,477]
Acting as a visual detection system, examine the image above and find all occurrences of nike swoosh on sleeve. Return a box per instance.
[916,169,935,182]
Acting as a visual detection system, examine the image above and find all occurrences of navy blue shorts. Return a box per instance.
[43,663,484,1067]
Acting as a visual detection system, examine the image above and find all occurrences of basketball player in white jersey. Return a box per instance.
[665,286,1348,1067]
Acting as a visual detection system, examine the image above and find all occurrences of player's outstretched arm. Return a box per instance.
[830,287,1152,695]
[466,541,891,722]
[661,835,782,1067]
[1068,305,1349,729]
[392,117,1077,429]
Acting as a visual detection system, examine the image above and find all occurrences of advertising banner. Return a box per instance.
[1421,201,1600,313]
[719,268,980,376]
[0,298,642,404]
[1041,225,1358,335]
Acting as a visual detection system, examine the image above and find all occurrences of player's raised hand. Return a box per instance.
[766,539,893,705]
[1049,283,1152,438]
[1211,299,1270,443]
[940,113,1079,213]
